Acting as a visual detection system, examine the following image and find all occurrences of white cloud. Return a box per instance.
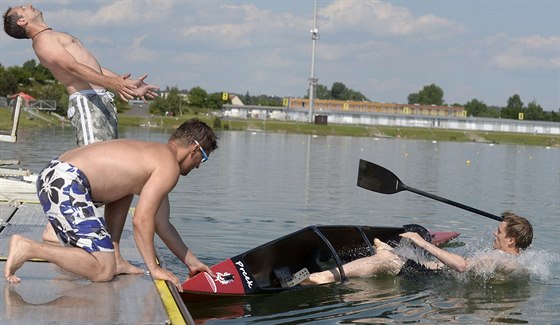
[319,0,466,40]
[46,0,175,28]
[490,35,560,70]
[179,3,303,48]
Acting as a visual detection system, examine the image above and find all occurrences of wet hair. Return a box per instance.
[502,211,533,250]
[169,118,218,153]
[3,7,28,39]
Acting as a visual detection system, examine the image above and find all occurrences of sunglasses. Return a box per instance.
[194,140,208,163]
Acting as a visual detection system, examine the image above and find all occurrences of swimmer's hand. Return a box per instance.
[400,232,428,247]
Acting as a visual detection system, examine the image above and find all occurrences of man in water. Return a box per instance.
[3,4,159,146]
[306,212,533,284]
[4,119,217,292]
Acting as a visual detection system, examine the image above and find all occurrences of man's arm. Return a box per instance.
[400,232,468,272]
[153,195,214,278]
[33,34,138,101]
[132,171,183,289]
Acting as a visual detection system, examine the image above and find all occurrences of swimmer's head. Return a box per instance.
[494,212,533,253]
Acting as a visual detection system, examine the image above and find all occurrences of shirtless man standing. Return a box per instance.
[3,4,159,146]
[4,119,217,291]
[306,212,533,284]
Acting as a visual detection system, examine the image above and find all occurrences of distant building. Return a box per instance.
[222,97,559,135]
[287,98,466,118]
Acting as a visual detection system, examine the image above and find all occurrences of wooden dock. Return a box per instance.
[0,202,194,324]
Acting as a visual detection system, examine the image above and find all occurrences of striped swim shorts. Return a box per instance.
[67,89,118,147]
[36,159,114,253]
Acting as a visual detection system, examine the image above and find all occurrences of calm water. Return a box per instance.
[2,126,559,324]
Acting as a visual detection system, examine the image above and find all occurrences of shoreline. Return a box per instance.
[1,108,558,147]
[118,114,559,148]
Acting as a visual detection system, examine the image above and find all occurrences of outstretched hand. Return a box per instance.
[106,73,138,102]
[133,73,160,102]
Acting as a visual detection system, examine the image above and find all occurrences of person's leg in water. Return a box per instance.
[304,238,405,285]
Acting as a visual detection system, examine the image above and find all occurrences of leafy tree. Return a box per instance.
[344,88,368,101]
[22,60,49,82]
[480,106,501,118]
[407,93,420,105]
[408,84,444,105]
[39,82,68,113]
[0,65,19,96]
[331,82,347,100]
[188,86,207,108]
[150,86,183,115]
[243,91,252,105]
[501,94,524,119]
[314,84,330,100]
[464,98,487,117]
[206,92,223,109]
[308,82,368,101]
[525,100,545,121]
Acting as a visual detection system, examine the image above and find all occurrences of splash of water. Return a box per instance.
[393,240,559,284]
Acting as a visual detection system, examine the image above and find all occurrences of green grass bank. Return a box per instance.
[2,107,558,147]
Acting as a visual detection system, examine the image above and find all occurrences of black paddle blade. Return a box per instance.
[357,159,503,222]
[357,159,404,194]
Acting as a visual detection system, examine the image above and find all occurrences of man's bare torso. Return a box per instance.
[59,140,181,203]
[33,30,104,94]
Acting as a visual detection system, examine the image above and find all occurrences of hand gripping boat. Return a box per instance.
[181,224,459,302]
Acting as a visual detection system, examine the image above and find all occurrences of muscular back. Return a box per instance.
[32,30,104,94]
[59,140,181,204]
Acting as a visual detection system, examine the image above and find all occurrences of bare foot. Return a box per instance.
[301,271,335,285]
[4,235,33,283]
[115,258,144,275]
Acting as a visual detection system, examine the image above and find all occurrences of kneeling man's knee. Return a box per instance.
[90,252,116,282]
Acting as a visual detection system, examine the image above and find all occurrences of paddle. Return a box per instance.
[357,159,503,222]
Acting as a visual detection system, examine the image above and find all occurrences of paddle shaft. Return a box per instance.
[401,183,503,222]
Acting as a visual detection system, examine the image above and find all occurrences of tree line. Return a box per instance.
[1,60,558,122]
[406,83,559,122]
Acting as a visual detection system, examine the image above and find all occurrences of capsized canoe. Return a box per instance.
[181,224,459,302]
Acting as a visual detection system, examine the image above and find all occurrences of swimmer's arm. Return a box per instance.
[400,232,468,272]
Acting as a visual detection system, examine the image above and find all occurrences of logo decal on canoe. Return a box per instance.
[215,272,234,285]
[235,261,254,289]
[204,272,217,293]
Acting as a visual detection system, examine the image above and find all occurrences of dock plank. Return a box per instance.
[0,203,180,324]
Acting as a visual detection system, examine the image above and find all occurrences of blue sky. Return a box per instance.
[1,0,558,110]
